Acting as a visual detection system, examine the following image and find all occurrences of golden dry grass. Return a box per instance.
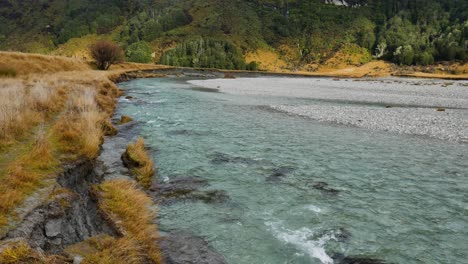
[52,88,106,159]
[90,179,162,264]
[0,51,90,76]
[0,79,64,147]
[125,138,156,189]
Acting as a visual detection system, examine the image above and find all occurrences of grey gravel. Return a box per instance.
[189,77,468,142]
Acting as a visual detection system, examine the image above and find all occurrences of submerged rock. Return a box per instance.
[149,177,229,205]
[159,231,227,264]
[335,227,352,242]
[266,166,295,182]
[333,254,386,264]
[209,152,261,165]
[189,87,220,93]
[312,181,340,195]
[167,129,209,136]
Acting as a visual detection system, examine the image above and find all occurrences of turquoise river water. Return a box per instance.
[118,77,467,264]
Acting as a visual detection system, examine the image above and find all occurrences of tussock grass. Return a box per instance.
[118,115,133,124]
[0,128,58,228]
[0,51,90,76]
[52,88,105,159]
[124,138,156,189]
[0,240,67,263]
[0,80,64,147]
[101,119,118,136]
[90,179,162,264]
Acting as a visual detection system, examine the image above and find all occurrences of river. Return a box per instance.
[117,77,467,264]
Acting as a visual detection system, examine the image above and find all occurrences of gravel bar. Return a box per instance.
[188,77,468,142]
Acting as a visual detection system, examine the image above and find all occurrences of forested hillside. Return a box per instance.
[0,0,466,70]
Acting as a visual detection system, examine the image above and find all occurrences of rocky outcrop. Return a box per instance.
[5,159,117,254]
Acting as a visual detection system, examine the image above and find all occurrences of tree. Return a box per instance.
[90,41,124,70]
[126,41,153,63]
[393,45,414,65]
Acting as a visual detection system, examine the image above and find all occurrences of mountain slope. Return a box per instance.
[0,0,466,70]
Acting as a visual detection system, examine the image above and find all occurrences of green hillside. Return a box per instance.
[0,0,467,70]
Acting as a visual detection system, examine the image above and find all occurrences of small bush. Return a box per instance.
[0,67,17,78]
[90,41,124,70]
[247,61,260,71]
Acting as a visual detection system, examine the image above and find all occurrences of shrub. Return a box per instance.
[126,41,153,63]
[247,61,260,71]
[90,41,124,70]
[393,45,414,65]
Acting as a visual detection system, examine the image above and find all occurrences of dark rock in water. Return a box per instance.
[312,181,340,195]
[333,254,386,264]
[125,95,133,99]
[149,177,229,205]
[159,231,227,264]
[335,227,352,242]
[192,190,230,204]
[167,129,208,136]
[266,166,295,182]
[209,152,259,165]
[150,177,209,193]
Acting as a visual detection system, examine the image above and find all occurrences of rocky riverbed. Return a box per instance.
[189,77,468,142]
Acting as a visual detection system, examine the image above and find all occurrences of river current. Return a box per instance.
[117,77,467,264]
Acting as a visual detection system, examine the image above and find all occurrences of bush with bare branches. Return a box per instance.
[90,41,124,70]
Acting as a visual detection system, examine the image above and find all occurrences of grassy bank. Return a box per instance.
[0,51,166,262]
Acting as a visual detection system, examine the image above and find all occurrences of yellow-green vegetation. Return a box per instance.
[88,179,162,264]
[124,138,155,189]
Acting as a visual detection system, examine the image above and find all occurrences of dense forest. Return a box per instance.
[0,0,466,69]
